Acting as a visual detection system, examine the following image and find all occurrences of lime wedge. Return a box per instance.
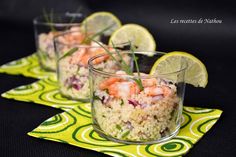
[81,12,122,36]
[109,24,156,51]
[150,51,208,87]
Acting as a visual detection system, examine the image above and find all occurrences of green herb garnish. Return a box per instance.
[58,47,79,61]
[129,41,144,91]
[120,99,124,106]
[91,39,144,91]
[93,91,101,100]
[116,124,122,130]
[111,41,132,74]
[93,95,101,100]
[76,67,80,74]
[42,8,56,32]
[122,130,130,138]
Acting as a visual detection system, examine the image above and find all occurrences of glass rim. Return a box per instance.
[88,51,188,77]
[33,12,84,27]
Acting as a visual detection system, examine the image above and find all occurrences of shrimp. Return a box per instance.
[141,78,158,87]
[90,47,110,64]
[99,77,123,90]
[64,34,73,43]
[72,33,85,43]
[92,54,109,64]
[57,27,84,44]
[79,53,91,66]
[162,86,172,97]
[144,86,172,97]
[133,73,158,87]
[69,47,86,64]
[108,82,140,98]
[99,71,128,90]
[63,32,83,44]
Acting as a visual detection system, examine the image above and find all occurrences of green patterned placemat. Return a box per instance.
[0,56,223,156]
[1,76,85,111]
[0,53,55,79]
[28,106,222,157]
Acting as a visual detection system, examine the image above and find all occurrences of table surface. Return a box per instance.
[0,1,236,156]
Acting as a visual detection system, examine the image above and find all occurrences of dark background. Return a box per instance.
[0,0,236,156]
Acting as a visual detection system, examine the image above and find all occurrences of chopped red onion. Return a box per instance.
[128,99,140,107]
[72,84,81,90]
[65,75,83,90]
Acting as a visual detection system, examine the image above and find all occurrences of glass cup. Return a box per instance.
[88,51,187,144]
[54,30,130,101]
[54,28,129,102]
[33,12,85,71]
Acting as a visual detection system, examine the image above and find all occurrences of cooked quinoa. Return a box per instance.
[38,33,57,70]
[92,75,180,141]
[58,51,127,100]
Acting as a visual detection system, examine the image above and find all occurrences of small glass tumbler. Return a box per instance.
[54,31,110,102]
[33,12,85,71]
[88,51,187,144]
[54,30,130,101]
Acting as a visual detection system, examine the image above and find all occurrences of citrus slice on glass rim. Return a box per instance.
[109,24,156,51]
[81,12,122,36]
[150,51,208,87]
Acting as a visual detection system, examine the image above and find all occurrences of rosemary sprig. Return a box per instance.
[42,8,50,22]
[50,8,54,24]
[42,8,56,32]
[58,47,79,61]
[92,39,144,90]
[129,41,144,91]
[82,23,115,44]
[111,41,132,74]
[111,40,143,90]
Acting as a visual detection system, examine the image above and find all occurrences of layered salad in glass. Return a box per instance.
[89,50,186,144]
